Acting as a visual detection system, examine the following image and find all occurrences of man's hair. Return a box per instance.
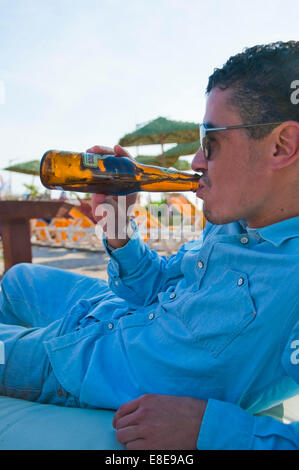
[207,41,299,139]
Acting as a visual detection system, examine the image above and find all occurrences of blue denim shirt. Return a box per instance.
[44,217,299,439]
[198,319,299,450]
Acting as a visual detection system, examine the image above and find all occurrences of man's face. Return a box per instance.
[192,87,271,227]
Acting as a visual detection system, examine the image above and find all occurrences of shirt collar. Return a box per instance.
[246,216,299,247]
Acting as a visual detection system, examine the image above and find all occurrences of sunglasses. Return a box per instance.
[199,122,283,160]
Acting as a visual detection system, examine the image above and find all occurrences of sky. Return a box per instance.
[0,0,298,196]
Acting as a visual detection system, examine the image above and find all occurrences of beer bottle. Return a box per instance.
[40,150,200,195]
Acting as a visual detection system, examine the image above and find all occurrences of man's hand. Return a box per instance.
[88,144,137,249]
[113,394,207,450]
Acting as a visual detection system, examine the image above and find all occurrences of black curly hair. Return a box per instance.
[207,41,299,138]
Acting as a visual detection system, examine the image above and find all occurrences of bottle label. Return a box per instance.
[82,152,103,168]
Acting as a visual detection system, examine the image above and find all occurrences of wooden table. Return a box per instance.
[0,200,73,272]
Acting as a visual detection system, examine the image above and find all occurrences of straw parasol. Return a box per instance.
[4,160,40,176]
[119,116,200,167]
[135,139,201,168]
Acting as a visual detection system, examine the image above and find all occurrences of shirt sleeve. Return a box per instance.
[102,220,187,306]
[197,320,299,450]
[197,398,299,450]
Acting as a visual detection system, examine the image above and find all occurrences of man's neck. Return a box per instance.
[247,208,299,228]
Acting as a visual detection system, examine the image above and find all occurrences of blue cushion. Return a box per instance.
[0,396,124,450]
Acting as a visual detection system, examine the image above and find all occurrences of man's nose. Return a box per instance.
[191,148,207,172]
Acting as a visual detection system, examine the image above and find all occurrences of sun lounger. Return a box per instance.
[0,396,123,450]
[0,394,297,450]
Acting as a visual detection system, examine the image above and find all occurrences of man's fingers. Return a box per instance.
[115,424,143,444]
[114,144,132,158]
[126,439,147,451]
[85,144,132,159]
[113,398,140,428]
[86,145,115,155]
[92,193,106,204]
[91,194,107,219]
[115,423,148,450]
[113,408,141,431]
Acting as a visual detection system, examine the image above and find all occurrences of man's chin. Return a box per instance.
[203,205,239,226]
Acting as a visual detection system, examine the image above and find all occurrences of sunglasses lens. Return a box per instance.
[203,138,210,159]
[200,125,210,159]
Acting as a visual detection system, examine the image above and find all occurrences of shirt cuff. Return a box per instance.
[197,399,255,450]
[103,219,147,277]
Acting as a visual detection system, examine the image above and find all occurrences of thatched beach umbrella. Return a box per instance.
[134,139,201,168]
[4,160,40,176]
[119,116,200,167]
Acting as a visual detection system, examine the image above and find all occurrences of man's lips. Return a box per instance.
[196,177,208,198]
[196,184,205,198]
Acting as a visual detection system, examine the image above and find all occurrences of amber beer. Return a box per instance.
[40,150,200,195]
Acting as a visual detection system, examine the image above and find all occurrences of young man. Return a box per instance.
[0,41,299,449]
[113,40,299,450]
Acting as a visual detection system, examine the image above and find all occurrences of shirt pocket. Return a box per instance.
[177,269,257,358]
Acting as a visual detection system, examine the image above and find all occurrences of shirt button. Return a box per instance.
[169,293,176,299]
[240,236,249,244]
[238,277,245,286]
[149,313,155,320]
[114,280,119,286]
[107,322,114,330]
[198,261,204,269]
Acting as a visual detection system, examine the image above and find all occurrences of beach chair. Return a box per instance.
[130,197,206,253]
[0,395,122,450]
[31,206,102,251]
[131,204,181,252]
[166,193,206,233]
[0,394,297,450]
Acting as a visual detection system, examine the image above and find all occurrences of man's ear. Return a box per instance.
[271,121,299,169]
